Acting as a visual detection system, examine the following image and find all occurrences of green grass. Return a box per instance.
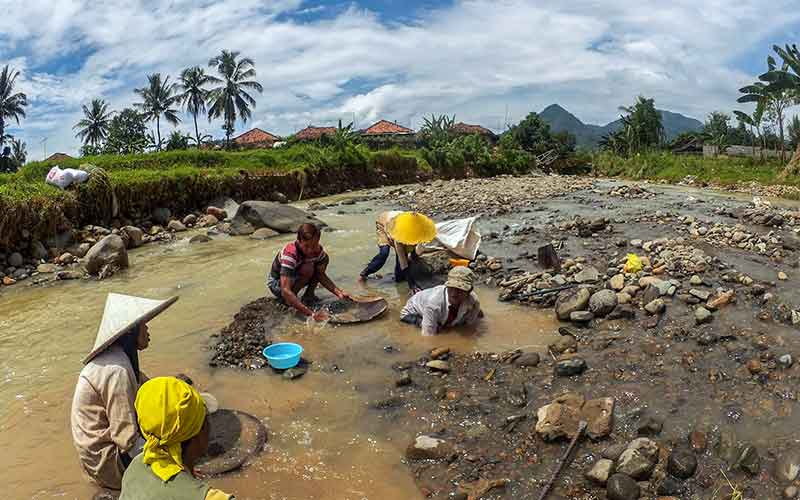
[591,151,792,186]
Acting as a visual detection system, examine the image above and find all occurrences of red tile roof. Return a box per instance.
[45,153,75,162]
[233,128,280,145]
[362,120,414,136]
[294,126,337,141]
[452,122,496,137]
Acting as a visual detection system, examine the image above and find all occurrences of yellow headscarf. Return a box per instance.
[135,377,207,482]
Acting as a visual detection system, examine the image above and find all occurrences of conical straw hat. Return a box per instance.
[386,212,437,245]
[83,293,178,364]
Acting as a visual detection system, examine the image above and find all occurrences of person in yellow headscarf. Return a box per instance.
[119,377,234,500]
[358,211,436,293]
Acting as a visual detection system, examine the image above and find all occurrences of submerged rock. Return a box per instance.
[555,288,591,320]
[406,435,452,461]
[607,473,640,500]
[586,458,614,485]
[233,200,324,234]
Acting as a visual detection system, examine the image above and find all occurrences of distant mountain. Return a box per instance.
[539,104,703,148]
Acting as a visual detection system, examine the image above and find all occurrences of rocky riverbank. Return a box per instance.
[366,176,800,499]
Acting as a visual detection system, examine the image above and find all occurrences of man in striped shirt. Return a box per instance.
[268,223,351,320]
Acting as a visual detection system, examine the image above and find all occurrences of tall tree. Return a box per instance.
[134,73,181,150]
[176,66,219,147]
[617,96,664,155]
[10,137,26,164]
[703,111,731,155]
[734,99,767,158]
[73,99,113,147]
[207,50,264,146]
[104,108,149,155]
[0,65,28,146]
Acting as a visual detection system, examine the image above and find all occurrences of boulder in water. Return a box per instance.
[232,200,324,234]
[84,235,129,275]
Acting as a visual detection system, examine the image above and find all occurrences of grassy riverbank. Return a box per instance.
[591,151,793,186]
[0,145,428,250]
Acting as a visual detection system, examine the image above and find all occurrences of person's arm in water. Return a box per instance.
[280,275,326,320]
[317,263,351,300]
[395,243,422,293]
[419,304,440,336]
[463,295,483,325]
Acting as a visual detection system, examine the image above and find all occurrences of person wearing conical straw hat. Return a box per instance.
[119,377,233,500]
[400,266,483,336]
[70,293,177,495]
[358,211,437,293]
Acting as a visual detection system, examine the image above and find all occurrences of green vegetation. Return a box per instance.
[134,73,182,150]
[74,99,113,149]
[0,64,27,146]
[207,50,264,146]
[592,151,789,186]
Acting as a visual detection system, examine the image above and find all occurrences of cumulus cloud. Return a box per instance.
[0,0,798,159]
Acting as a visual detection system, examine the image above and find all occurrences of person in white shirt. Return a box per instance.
[400,266,482,336]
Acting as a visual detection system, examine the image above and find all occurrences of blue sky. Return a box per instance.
[1,0,799,160]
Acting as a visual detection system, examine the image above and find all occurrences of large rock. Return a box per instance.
[667,447,698,479]
[406,435,453,461]
[30,240,48,261]
[152,207,171,225]
[589,289,618,317]
[586,459,614,485]
[617,438,659,480]
[84,235,129,275]
[197,214,220,228]
[167,220,187,232]
[583,397,615,440]
[609,274,625,291]
[232,200,324,234]
[228,218,256,236]
[8,252,23,267]
[644,299,665,315]
[206,206,228,221]
[121,226,145,248]
[556,288,591,320]
[536,393,614,441]
[574,266,600,283]
[536,393,585,441]
[607,473,640,500]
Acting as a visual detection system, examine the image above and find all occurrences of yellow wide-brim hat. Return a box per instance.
[387,212,437,245]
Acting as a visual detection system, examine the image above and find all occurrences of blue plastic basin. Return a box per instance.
[262,343,303,370]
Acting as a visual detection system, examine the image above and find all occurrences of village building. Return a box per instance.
[232,128,281,148]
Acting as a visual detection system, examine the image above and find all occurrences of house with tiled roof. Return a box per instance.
[361,120,414,136]
[233,128,281,148]
[451,122,497,140]
[294,126,337,141]
[45,152,75,162]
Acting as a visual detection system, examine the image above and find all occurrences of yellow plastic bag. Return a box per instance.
[623,253,642,273]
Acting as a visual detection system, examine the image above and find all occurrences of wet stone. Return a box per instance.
[690,289,711,301]
[636,416,663,437]
[430,347,450,360]
[406,435,453,461]
[602,443,627,461]
[657,476,683,496]
[550,335,577,354]
[689,430,708,452]
[586,458,614,485]
[395,374,412,387]
[589,289,618,317]
[667,447,698,479]
[570,311,594,323]
[513,352,540,367]
[283,366,307,380]
[694,306,712,325]
[776,451,800,482]
[690,275,703,286]
[189,234,211,244]
[644,299,666,315]
[426,360,450,373]
[786,486,799,499]
[607,473,640,500]
[555,287,591,320]
[697,332,718,346]
[607,304,636,320]
[779,354,794,368]
[555,358,586,376]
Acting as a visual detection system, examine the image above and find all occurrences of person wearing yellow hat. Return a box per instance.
[119,377,233,500]
[358,211,436,293]
[70,294,178,494]
[400,266,482,336]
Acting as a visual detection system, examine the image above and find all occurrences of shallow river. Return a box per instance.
[0,196,559,500]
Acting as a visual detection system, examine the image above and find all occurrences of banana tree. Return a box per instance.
[733,99,766,159]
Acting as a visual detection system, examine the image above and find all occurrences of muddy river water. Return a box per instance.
[0,196,560,500]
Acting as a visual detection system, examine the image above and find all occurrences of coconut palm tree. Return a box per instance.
[0,65,28,147]
[134,73,181,150]
[9,137,26,164]
[73,99,114,147]
[176,66,219,147]
[207,50,264,146]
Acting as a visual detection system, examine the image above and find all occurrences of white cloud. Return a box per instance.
[0,0,799,159]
